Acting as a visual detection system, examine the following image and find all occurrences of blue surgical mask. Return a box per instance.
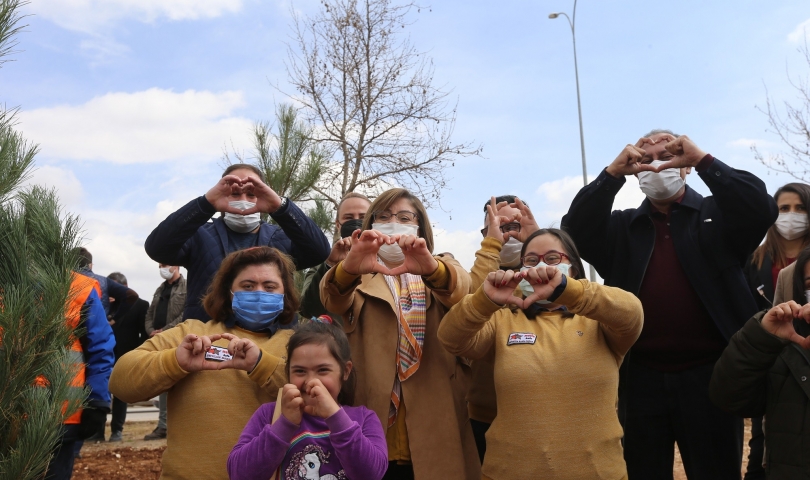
[519,262,571,304]
[231,290,285,333]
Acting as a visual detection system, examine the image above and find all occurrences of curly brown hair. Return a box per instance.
[202,247,300,325]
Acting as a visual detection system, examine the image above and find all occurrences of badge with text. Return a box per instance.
[507,332,537,346]
[204,345,233,362]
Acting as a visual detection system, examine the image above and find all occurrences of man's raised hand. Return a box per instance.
[652,134,708,172]
[605,137,659,177]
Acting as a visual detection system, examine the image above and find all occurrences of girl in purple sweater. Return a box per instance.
[228,318,388,480]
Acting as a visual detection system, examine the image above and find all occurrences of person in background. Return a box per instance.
[320,188,480,480]
[561,130,777,479]
[144,163,330,321]
[710,246,810,477]
[103,272,149,442]
[110,247,297,479]
[743,181,810,479]
[228,318,388,480]
[746,182,810,309]
[439,228,643,479]
[300,192,371,323]
[73,247,138,316]
[142,263,186,441]
[466,195,539,463]
[45,271,115,480]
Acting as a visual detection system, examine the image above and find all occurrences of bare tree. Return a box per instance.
[753,37,810,181]
[283,0,481,210]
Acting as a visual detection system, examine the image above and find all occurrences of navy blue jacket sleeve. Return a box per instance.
[697,158,778,263]
[267,199,331,270]
[560,168,626,278]
[107,278,139,306]
[81,289,116,411]
[144,196,217,267]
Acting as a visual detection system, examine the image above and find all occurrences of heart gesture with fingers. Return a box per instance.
[205,175,252,215]
[761,301,810,349]
[303,378,341,419]
[280,384,305,426]
[341,230,395,275]
[214,333,263,373]
[387,235,440,276]
[176,333,227,372]
[508,197,540,243]
[484,197,516,244]
[326,236,354,267]
[482,270,525,307]
[651,134,708,172]
[236,174,284,215]
[518,265,564,308]
[606,137,661,178]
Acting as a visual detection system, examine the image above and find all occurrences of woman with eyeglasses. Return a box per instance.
[320,188,481,480]
[438,228,644,480]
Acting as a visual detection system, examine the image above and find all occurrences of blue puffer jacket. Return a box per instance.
[145,195,330,321]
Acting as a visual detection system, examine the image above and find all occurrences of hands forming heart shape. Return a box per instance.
[482,265,564,310]
[762,301,810,350]
[205,174,284,216]
[607,134,708,177]
[175,332,262,373]
[340,229,440,277]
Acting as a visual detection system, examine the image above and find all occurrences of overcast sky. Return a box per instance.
[3,0,810,298]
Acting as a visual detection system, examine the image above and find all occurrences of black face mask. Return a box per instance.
[339,219,364,239]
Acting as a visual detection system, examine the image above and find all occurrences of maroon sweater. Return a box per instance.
[634,199,728,372]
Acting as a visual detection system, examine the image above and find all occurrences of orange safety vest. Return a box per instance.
[32,273,102,424]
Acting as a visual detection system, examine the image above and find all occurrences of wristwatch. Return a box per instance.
[277,196,288,210]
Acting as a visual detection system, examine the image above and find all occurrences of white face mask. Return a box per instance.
[774,212,809,241]
[519,262,571,304]
[372,222,420,265]
[224,200,261,233]
[637,160,685,201]
[499,237,523,268]
[159,267,173,280]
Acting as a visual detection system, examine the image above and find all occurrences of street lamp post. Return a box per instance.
[550,0,597,282]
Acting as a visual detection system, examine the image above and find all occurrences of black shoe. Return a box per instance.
[86,432,106,443]
[143,427,166,440]
[108,431,123,442]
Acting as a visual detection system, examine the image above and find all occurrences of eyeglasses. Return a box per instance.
[521,251,569,267]
[480,222,521,236]
[373,210,419,224]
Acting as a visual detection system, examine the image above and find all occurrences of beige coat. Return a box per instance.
[320,257,481,480]
[774,261,796,305]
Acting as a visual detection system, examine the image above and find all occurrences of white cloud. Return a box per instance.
[30,0,243,34]
[432,228,482,271]
[533,175,646,228]
[788,18,810,43]
[19,88,253,164]
[727,138,775,149]
[21,165,85,207]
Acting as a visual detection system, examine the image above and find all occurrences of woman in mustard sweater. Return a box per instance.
[438,228,643,480]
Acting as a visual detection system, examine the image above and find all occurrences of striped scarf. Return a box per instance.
[383,270,427,427]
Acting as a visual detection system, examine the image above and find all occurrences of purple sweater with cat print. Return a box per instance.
[228,403,388,480]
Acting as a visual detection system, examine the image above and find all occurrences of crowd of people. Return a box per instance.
[44,130,810,479]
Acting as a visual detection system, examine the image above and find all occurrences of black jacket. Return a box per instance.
[145,195,330,321]
[110,298,148,359]
[561,158,777,341]
[710,313,810,478]
[745,253,776,312]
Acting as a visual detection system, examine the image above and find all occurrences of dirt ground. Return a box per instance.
[74,419,752,479]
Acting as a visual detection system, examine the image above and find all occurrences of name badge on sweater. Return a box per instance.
[507,332,537,345]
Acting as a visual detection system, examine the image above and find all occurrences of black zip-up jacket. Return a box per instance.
[710,313,810,478]
[561,157,777,341]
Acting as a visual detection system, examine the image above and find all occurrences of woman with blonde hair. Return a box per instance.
[320,187,480,479]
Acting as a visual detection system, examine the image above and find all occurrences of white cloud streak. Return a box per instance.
[788,18,810,43]
[30,0,243,34]
[19,88,254,164]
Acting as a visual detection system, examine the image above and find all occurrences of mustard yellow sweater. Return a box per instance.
[438,278,643,480]
[110,320,291,480]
